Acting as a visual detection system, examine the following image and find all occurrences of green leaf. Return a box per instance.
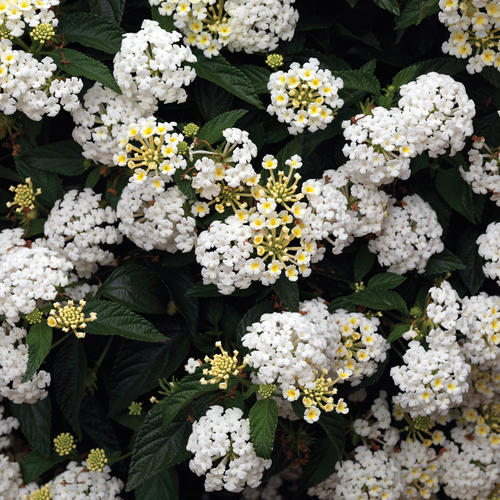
[22,323,52,383]
[318,413,347,463]
[249,399,278,459]
[126,405,191,491]
[457,228,484,294]
[160,373,218,428]
[193,55,264,109]
[354,245,376,281]
[387,324,411,343]
[395,0,439,30]
[20,450,66,483]
[89,0,125,24]
[236,300,274,348]
[173,168,197,202]
[151,6,175,31]
[333,69,380,94]
[273,275,299,312]
[197,109,248,144]
[52,338,87,437]
[367,273,406,290]
[9,398,51,456]
[344,289,407,312]
[58,13,124,54]
[239,65,271,94]
[109,325,190,414]
[423,249,465,276]
[83,298,166,342]
[135,469,179,500]
[18,141,84,176]
[99,263,167,314]
[373,0,400,14]
[276,135,304,168]
[25,218,45,238]
[194,79,234,121]
[85,167,101,189]
[436,169,479,223]
[47,48,121,94]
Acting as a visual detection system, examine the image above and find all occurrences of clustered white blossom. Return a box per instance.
[0,228,72,322]
[117,175,196,252]
[308,445,403,500]
[44,188,122,278]
[439,0,500,74]
[460,136,500,206]
[113,19,196,103]
[71,83,157,166]
[341,72,474,186]
[186,405,271,492]
[0,324,50,404]
[267,58,344,135]
[477,221,500,285]
[149,0,298,57]
[0,0,59,37]
[305,168,389,254]
[368,195,444,274]
[0,39,83,120]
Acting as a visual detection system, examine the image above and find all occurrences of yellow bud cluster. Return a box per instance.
[47,300,97,339]
[25,485,52,500]
[128,401,143,416]
[53,432,76,456]
[86,448,107,472]
[7,177,41,213]
[200,341,247,390]
[30,23,55,43]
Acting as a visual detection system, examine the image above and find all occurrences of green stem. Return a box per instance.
[109,451,132,465]
[94,336,113,371]
[50,332,72,351]
[13,37,31,52]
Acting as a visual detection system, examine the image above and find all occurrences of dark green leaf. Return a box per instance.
[89,0,125,24]
[151,6,175,31]
[99,263,167,314]
[236,301,274,348]
[395,0,439,30]
[276,135,304,168]
[457,228,484,294]
[48,48,121,93]
[197,109,248,144]
[25,218,45,238]
[318,412,347,462]
[239,65,271,94]
[423,249,465,276]
[126,405,191,491]
[367,273,406,290]
[9,397,51,456]
[273,275,299,312]
[387,324,411,343]
[109,326,190,414]
[85,167,101,189]
[58,13,124,54]
[52,338,86,437]
[344,289,407,312]
[373,0,400,14]
[22,323,52,383]
[249,399,278,459]
[83,298,166,342]
[333,69,380,94]
[20,450,66,483]
[135,468,179,500]
[194,80,234,121]
[354,245,376,281]
[193,55,264,109]
[436,168,478,223]
[80,395,121,450]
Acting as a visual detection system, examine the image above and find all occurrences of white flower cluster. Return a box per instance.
[42,461,123,498]
[267,58,344,134]
[439,421,500,500]
[458,293,500,367]
[308,445,403,500]
[391,327,470,417]
[477,221,500,285]
[0,405,18,451]
[117,175,196,252]
[113,19,196,104]
[439,0,500,74]
[0,228,72,323]
[368,195,444,274]
[426,279,461,330]
[71,83,157,166]
[149,0,298,58]
[0,39,83,120]
[0,0,59,37]
[0,324,50,404]
[0,454,36,500]
[186,405,271,493]
[44,188,122,278]
[341,72,474,186]
[305,167,389,253]
[460,136,500,206]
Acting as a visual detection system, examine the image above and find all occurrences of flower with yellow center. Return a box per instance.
[53,432,76,456]
[47,300,97,339]
[7,177,41,213]
[86,448,107,472]
[200,341,247,390]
